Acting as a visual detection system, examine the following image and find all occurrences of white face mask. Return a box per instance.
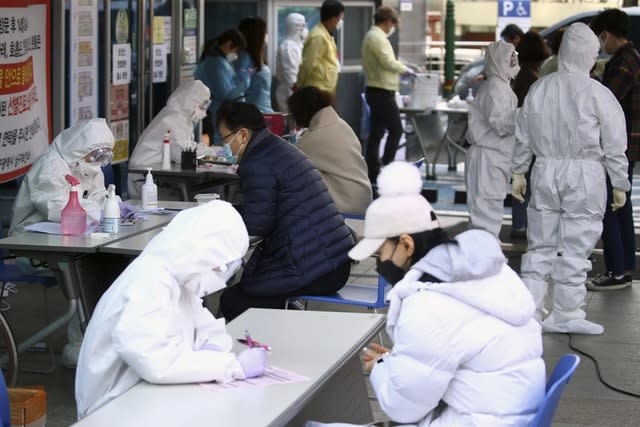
[226,52,238,63]
[387,26,396,38]
[74,159,101,177]
[300,27,309,41]
[190,107,207,122]
[264,34,269,45]
[335,18,343,32]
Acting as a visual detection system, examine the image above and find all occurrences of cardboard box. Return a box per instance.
[9,387,46,427]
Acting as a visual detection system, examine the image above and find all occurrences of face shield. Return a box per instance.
[85,147,114,167]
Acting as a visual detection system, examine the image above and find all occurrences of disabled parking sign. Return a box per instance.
[496,0,531,41]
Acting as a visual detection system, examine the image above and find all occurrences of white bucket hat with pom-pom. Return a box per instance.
[348,161,440,261]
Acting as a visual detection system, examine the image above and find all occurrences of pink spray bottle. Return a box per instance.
[60,174,87,235]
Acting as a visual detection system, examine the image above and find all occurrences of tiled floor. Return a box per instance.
[3,215,640,426]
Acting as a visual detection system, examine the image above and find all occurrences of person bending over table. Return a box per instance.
[310,161,545,426]
[75,201,267,419]
[216,101,354,321]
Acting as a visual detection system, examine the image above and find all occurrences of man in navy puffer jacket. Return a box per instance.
[216,101,354,321]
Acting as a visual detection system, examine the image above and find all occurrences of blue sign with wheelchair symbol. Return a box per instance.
[498,0,531,18]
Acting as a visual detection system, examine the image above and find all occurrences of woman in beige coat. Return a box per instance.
[288,87,373,215]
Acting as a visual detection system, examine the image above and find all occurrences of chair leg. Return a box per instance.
[374,308,384,347]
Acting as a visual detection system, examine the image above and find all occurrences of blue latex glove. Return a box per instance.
[119,201,139,219]
[237,348,267,378]
[402,69,417,79]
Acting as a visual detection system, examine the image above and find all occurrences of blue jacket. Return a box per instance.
[238,129,353,295]
[235,51,274,113]
[194,51,249,143]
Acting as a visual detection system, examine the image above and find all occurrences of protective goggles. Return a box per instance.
[85,147,114,167]
[199,99,212,112]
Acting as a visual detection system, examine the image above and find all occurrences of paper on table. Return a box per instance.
[200,366,309,391]
[24,222,99,235]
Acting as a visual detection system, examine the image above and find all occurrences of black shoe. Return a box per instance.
[586,272,631,291]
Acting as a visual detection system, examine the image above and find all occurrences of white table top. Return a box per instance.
[127,200,198,210]
[73,309,385,427]
[0,214,175,254]
[128,163,239,179]
[434,100,469,114]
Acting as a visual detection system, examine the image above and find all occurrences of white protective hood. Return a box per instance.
[558,22,599,75]
[386,229,535,339]
[484,40,518,81]
[53,118,115,165]
[142,200,249,290]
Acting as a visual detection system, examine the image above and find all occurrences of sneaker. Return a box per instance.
[586,272,631,291]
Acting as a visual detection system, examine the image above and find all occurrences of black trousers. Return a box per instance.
[219,261,352,322]
[365,86,403,183]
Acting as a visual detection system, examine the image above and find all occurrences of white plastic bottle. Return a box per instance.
[142,168,158,209]
[102,184,120,234]
[162,129,171,170]
[466,88,474,103]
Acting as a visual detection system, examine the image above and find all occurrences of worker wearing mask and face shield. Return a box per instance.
[128,80,211,198]
[307,162,544,427]
[465,41,519,238]
[75,201,267,419]
[275,13,307,112]
[512,23,630,335]
[10,118,115,235]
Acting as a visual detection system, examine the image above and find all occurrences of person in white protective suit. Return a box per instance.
[307,161,545,427]
[9,118,115,235]
[465,40,519,239]
[275,13,307,112]
[127,80,212,198]
[75,201,267,419]
[511,22,630,335]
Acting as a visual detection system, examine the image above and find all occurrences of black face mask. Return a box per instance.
[376,258,406,285]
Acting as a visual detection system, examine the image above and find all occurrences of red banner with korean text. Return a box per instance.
[0,0,51,183]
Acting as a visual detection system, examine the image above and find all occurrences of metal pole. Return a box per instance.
[137,0,146,138]
[105,0,112,123]
[52,1,66,135]
[444,0,455,94]
[148,0,154,122]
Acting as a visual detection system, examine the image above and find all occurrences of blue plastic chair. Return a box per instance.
[0,369,9,427]
[530,354,581,427]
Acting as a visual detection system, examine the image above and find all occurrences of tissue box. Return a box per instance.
[9,386,46,427]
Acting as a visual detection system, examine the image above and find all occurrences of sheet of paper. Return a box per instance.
[200,366,309,391]
[24,223,99,235]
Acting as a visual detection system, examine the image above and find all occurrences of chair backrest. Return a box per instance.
[530,354,580,427]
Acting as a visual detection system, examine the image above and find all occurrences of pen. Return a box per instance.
[237,329,272,351]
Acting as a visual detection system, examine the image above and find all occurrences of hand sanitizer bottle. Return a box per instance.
[102,184,120,234]
[466,88,474,103]
[162,129,172,170]
[142,168,158,209]
[60,175,87,235]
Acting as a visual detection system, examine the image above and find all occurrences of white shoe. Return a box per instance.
[542,318,604,335]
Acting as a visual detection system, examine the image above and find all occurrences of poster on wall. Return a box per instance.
[0,0,51,183]
[110,119,129,164]
[70,0,97,124]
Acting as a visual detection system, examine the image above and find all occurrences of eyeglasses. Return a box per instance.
[85,147,114,167]
[221,129,241,144]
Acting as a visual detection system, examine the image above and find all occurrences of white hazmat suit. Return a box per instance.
[75,201,254,419]
[465,41,519,238]
[512,23,630,335]
[9,118,114,234]
[276,13,307,112]
[128,80,211,198]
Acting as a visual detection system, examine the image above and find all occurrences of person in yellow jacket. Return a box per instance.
[362,6,412,184]
[296,0,344,94]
